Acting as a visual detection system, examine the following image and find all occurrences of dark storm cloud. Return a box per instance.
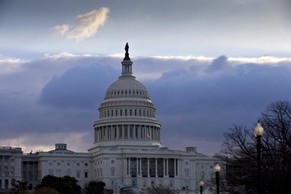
[144,56,291,151]
[0,55,114,139]
[1,54,291,154]
[39,63,118,108]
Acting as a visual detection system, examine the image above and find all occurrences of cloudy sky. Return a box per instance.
[0,0,291,154]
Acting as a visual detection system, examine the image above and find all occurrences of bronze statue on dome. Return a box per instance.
[125,43,129,53]
[124,43,130,60]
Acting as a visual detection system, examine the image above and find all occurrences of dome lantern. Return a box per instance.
[121,43,133,77]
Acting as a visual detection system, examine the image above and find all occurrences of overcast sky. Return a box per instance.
[0,0,291,154]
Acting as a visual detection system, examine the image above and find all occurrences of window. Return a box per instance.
[85,172,88,178]
[66,169,71,176]
[48,169,53,175]
[56,169,61,177]
[110,167,115,176]
[85,163,88,166]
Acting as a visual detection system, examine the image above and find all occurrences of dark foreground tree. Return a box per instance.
[35,175,81,194]
[219,100,291,194]
[146,185,175,194]
[85,181,105,194]
[33,187,60,194]
[8,180,29,194]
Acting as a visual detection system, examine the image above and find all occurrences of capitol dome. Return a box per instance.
[93,43,161,147]
[104,77,150,100]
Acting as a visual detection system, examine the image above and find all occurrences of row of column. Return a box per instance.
[0,155,11,177]
[100,108,155,119]
[22,161,38,181]
[126,157,179,178]
[0,179,9,189]
[95,125,160,142]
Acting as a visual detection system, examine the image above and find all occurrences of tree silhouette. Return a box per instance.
[219,100,291,194]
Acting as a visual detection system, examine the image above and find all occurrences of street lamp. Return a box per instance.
[199,180,204,194]
[254,121,264,194]
[214,163,221,194]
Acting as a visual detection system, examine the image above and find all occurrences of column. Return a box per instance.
[147,158,150,177]
[113,125,116,140]
[139,158,142,176]
[128,158,131,176]
[174,159,176,177]
[166,158,168,176]
[97,128,99,142]
[176,159,178,176]
[138,125,141,139]
[133,125,136,140]
[163,158,166,177]
[98,128,101,141]
[155,158,158,177]
[116,125,119,139]
[32,162,34,180]
[122,125,125,139]
[136,158,138,176]
[127,158,129,175]
[100,127,102,141]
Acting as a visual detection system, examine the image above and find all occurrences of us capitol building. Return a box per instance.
[0,44,220,193]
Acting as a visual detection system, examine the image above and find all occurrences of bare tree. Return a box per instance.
[219,100,291,194]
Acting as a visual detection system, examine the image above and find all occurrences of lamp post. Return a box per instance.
[199,180,204,194]
[254,121,264,194]
[214,163,221,194]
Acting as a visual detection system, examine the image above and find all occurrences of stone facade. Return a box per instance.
[0,146,22,191]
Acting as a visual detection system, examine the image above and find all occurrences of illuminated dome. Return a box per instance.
[104,77,150,100]
[93,43,161,148]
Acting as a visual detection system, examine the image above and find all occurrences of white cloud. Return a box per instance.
[0,132,91,153]
[0,57,28,74]
[43,52,97,60]
[107,53,124,58]
[153,55,213,61]
[228,56,291,64]
[53,24,70,36]
[53,7,110,41]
